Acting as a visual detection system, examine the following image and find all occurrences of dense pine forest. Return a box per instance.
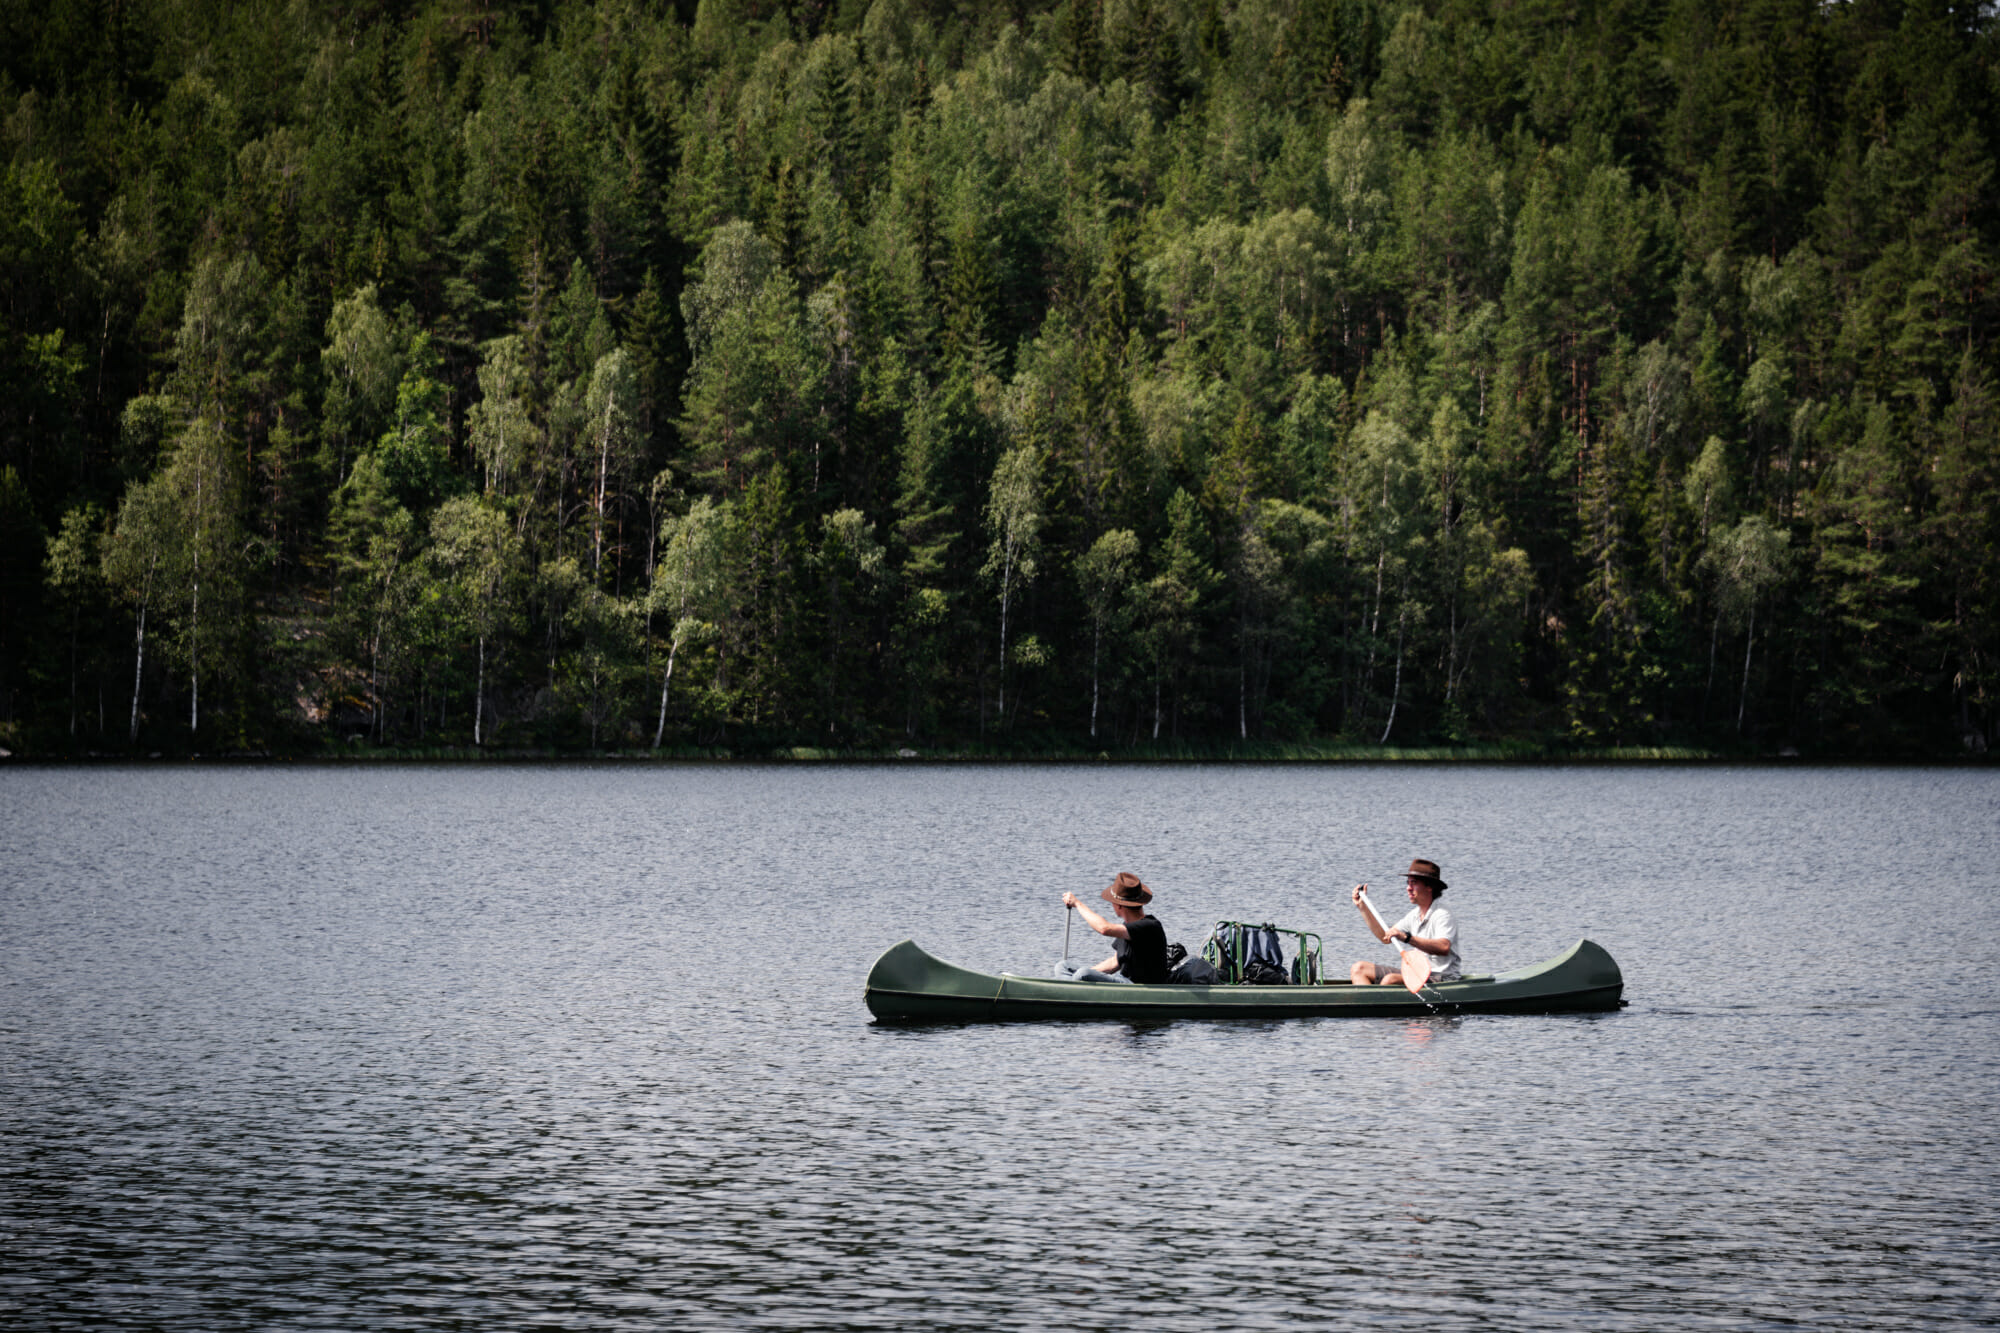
[1,0,1994,757]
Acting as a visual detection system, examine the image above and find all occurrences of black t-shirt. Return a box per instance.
[1113,915,1170,984]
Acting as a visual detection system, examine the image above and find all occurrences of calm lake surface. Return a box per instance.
[3,763,1997,1330]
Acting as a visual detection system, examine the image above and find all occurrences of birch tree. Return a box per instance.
[1076,528,1139,738]
[982,443,1044,723]
[562,584,640,749]
[1132,489,1218,741]
[816,507,886,732]
[45,504,106,737]
[1685,435,1737,711]
[173,251,266,424]
[1704,515,1792,732]
[160,417,246,735]
[650,496,735,747]
[467,336,540,501]
[1415,398,1527,725]
[377,334,450,511]
[583,347,640,582]
[321,285,399,486]
[330,454,419,743]
[102,417,247,739]
[429,496,523,747]
[101,475,177,742]
[1344,410,1424,741]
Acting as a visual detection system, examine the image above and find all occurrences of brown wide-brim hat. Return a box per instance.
[1101,871,1153,906]
[1402,858,1448,892]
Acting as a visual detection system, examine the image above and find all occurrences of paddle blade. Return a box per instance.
[1397,945,1432,995]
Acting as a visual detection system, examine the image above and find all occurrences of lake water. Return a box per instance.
[3,762,1997,1330]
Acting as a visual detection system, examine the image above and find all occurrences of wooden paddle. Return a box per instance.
[1357,886,1432,996]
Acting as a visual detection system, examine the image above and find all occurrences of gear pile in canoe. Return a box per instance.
[863,934,1624,1023]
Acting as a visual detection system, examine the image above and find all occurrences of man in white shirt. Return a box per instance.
[1349,857,1463,985]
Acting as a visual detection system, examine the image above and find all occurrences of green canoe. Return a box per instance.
[864,937,1625,1022]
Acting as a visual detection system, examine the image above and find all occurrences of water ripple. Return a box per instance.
[3,764,1997,1330]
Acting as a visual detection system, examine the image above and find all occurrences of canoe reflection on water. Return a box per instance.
[864,937,1625,1023]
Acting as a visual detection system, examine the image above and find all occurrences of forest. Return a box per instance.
[1,0,1995,757]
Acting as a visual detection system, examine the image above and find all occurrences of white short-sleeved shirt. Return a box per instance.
[1392,903,1462,981]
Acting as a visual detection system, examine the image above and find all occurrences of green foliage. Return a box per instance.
[376,333,453,512]
[429,494,524,746]
[1076,525,1140,736]
[0,0,1994,755]
[650,493,737,745]
[983,442,1045,722]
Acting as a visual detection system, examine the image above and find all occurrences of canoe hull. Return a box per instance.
[864,937,1623,1023]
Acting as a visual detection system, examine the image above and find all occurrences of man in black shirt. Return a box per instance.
[1061,873,1169,983]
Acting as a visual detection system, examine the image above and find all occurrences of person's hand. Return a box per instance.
[1351,883,1366,906]
[1392,929,1410,943]
[1063,891,1078,909]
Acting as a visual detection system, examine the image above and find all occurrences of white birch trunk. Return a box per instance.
[474,634,486,746]
[1090,624,1100,739]
[1365,547,1385,685]
[129,603,147,742]
[1380,608,1406,745]
[190,465,202,734]
[996,548,1013,720]
[1738,602,1755,731]
[1445,585,1461,708]
[189,567,200,733]
[1706,608,1720,719]
[653,636,679,749]
[594,422,609,580]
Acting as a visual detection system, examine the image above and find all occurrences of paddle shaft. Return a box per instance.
[1063,903,1072,964]
[1356,888,1399,940]
[1358,887,1433,993]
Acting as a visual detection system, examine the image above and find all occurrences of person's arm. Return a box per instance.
[1351,884,1388,943]
[1062,891,1130,939]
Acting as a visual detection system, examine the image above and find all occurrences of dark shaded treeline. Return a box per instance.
[1,0,1995,756]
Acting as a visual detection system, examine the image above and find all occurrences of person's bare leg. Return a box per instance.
[1350,960,1380,985]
